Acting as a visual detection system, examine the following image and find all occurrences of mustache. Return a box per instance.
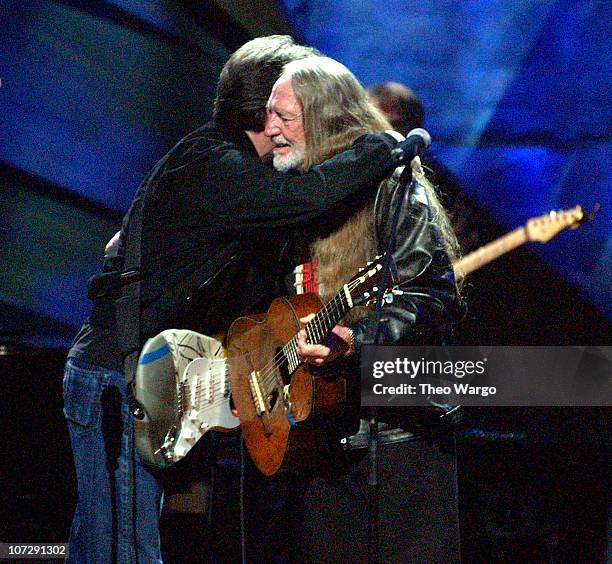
[271,135,291,147]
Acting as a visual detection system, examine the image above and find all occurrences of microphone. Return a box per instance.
[390,128,432,165]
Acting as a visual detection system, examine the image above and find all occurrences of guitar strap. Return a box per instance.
[116,188,145,388]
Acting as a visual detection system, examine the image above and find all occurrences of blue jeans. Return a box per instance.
[63,358,163,563]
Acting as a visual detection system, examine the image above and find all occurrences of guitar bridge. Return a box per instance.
[249,371,267,416]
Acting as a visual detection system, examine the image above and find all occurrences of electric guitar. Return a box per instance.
[453,205,594,280]
[227,256,387,476]
[133,329,238,469]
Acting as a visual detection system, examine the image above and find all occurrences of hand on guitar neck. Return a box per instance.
[296,314,354,366]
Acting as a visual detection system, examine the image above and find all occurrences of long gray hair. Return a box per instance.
[280,56,461,267]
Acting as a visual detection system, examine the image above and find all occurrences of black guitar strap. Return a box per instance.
[116,188,145,388]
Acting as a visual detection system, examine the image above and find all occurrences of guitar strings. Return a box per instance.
[190,374,231,407]
[191,372,231,409]
[254,293,344,391]
[254,277,363,392]
[259,288,348,384]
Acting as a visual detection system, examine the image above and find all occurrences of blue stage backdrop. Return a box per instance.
[279,0,611,319]
[0,1,609,347]
[0,1,231,345]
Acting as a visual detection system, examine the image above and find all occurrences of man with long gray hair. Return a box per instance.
[266,56,461,363]
[263,56,463,562]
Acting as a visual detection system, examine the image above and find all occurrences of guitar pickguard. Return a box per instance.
[172,356,239,460]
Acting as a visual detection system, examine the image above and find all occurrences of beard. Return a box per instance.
[271,136,305,172]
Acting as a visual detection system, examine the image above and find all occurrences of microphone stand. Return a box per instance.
[366,163,416,564]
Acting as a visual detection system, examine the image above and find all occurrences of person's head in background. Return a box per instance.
[367,82,424,137]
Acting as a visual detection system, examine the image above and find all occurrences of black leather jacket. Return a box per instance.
[350,166,462,353]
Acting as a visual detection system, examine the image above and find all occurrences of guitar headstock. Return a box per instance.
[348,254,387,306]
[525,205,589,243]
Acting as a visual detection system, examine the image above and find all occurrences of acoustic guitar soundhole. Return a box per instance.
[264,347,291,412]
[267,389,279,411]
[277,347,291,384]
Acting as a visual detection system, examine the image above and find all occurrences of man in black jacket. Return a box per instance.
[64,36,406,563]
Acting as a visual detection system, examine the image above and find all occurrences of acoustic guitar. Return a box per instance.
[227,256,386,475]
